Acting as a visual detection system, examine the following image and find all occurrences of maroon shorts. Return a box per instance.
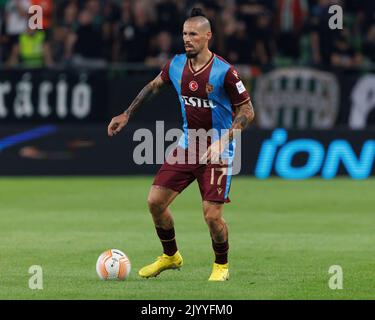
[153,162,232,203]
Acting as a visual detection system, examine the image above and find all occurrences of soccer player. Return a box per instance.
[107,8,255,281]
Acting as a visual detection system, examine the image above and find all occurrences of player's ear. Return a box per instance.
[207,31,212,41]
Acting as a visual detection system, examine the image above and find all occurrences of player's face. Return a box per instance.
[183,21,210,58]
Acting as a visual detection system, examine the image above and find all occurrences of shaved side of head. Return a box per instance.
[185,16,211,33]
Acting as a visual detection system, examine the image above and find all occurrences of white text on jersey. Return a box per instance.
[180,96,217,109]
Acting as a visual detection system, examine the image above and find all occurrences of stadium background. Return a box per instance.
[0,0,374,300]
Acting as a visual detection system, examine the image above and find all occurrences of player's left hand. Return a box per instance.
[201,139,224,165]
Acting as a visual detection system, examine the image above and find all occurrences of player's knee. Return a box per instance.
[147,197,166,215]
[204,211,221,227]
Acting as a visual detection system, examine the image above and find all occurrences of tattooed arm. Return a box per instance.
[228,100,255,141]
[107,74,166,137]
[201,100,255,164]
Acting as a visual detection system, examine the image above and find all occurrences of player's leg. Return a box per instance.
[203,200,228,246]
[139,163,196,278]
[203,200,230,281]
[147,185,179,256]
[195,164,232,281]
[139,185,183,278]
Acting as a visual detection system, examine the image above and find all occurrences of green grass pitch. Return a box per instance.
[0,177,374,300]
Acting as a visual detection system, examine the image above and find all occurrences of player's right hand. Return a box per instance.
[107,112,129,137]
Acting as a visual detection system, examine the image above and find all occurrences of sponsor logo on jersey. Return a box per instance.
[236,81,246,94]
[206,83,214,94]
[180,95,217,108]
[189,80,199,92]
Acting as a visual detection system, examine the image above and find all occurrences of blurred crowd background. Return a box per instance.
[0,0,375,69]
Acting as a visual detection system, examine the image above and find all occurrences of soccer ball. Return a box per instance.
[96,249,131,280]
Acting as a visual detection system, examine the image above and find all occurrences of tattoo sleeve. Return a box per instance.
[228,101,255,141]
[124,75,165,117]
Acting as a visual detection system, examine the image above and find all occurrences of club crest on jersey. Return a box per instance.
[206,83,214,94]
[181,95,216,108]
[189,80,199,92]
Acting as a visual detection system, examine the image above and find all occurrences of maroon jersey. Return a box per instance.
[160,53,250,134]
[153,53,251,202]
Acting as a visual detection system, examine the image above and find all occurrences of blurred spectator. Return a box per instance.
[1,0,375,69]
[353,0,375,35]
[364,24,375,64]
[275,0,308,59]
[58,0,79,30]
[236,0,268,39]
[226,20,252,64]
[6,25,53,68]
[102,0,121,62]
[330,29,363,68]
[310,0,340,66]
[53,0,79,64]
[85,0,102,29]
[5,0,29,36]
[155,0,180,35]
[114,1,151,63]
[112,0,132,62]
[3,0,30,62]
[68,9,106,67]
[237,0,270,20]
[253,11,276,65]
[145,30,173,67]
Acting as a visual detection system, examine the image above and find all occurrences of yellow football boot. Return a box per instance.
[138,251,183,278]
[208,263,229,281]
